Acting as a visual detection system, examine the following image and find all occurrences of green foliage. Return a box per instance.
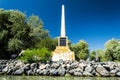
[89,38,120,62]
[96,49,107,62]
[71,40,89,60]
[27,15,49,43]
[19,47,51,63]
[117,53,120,61]
[89,51,96,61]
[27,14,43,28]
[104,38,120,61]
[35,37,57,51]
[89,49,108,62]
[8,38,23,53]
[0,30,8,41]
[0,9,49,59]
[0,10,29,59]
[89,39,120,62]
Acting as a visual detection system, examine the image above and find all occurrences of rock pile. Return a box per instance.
[0,60,120,77]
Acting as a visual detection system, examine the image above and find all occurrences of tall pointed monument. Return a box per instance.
[52,5,75,61]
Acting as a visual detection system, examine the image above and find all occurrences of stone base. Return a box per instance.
[52,46,75,61]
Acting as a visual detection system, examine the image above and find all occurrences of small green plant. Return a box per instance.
[19,47,51,63]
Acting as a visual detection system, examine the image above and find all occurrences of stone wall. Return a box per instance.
[0,60,120,77]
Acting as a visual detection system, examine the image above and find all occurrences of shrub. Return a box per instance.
[71,40,89,60]
[89,51,96,61]
[18,47,51,63]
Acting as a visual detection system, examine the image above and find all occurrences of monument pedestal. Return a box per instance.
[52,46,75,61]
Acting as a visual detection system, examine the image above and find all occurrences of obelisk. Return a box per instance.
[58,5,67,46]
[61,5,65,37]
[52,5,75,61]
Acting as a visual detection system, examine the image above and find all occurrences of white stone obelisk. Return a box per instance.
[61,5,66,37]
[52,5,75,61]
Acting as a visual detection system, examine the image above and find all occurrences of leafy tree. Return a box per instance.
[0,10,49,59]
[104,39,120,61]
[0,10,28,59]
[27,14,49,44]
[71,40,89,60]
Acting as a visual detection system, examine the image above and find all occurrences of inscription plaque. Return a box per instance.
[60,37,66,46]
